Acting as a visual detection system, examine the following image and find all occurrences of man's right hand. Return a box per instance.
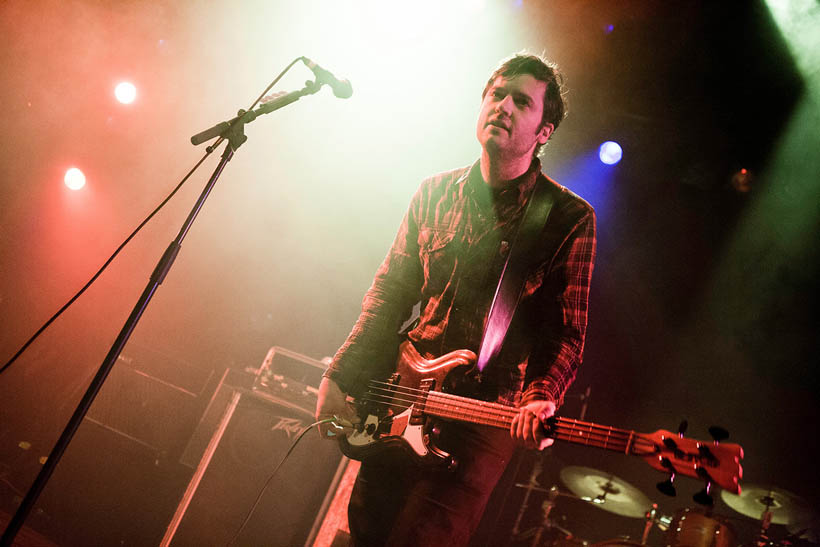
[315,376,359,440]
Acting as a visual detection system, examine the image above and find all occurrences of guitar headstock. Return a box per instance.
[642,428,743,498]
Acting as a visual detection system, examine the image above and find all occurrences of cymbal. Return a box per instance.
[720,485,814,525]
[560,466,652,518]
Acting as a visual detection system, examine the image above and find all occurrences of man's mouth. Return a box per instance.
[487,120,509,131]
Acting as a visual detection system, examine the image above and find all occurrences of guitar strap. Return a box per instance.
[475,175,555,373]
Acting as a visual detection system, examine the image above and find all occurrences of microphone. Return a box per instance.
[301,57,353,99]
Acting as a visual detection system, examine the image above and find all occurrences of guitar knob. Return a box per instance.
[677,420,688,437]
[708,426,729,443]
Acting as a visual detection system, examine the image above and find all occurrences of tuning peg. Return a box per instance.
[657,457,677,497]
[678,420,688,437]
[708,426,729,443]
[693,466,714,505]
[697,444,719,466]
[657,477,677,497]
[693,484,713,506]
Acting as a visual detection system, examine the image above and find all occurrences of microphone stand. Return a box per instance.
[1,80,322,547]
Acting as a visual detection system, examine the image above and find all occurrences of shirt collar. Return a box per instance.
[466,157,541,211]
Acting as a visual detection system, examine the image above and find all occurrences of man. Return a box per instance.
[316,53,596,546]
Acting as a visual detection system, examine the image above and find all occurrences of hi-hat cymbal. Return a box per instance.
[560,466,652,518]
[720,485,813,525]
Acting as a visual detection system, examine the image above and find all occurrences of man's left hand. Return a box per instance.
[511,400,556,450]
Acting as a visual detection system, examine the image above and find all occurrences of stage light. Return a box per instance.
[64,167,86,190]
[599,141,623,165]
[114,81,137,104]
[730,168,753,193]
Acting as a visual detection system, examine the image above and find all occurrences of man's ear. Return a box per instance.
[538,123,554,145]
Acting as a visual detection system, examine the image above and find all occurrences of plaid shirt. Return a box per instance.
[326,159,596,408]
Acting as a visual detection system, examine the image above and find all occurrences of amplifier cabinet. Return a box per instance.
[166,372,343,547]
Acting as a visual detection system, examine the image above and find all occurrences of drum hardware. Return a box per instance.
[526,488,582,547]
[640,504,658,545]
[509,475,581,547]
[528,485,561,547]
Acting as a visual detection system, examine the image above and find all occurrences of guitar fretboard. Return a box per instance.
[423,390,657,455]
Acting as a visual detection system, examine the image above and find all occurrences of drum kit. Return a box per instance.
[511,465,818,547]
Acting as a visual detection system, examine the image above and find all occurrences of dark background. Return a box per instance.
[1,1,817,545]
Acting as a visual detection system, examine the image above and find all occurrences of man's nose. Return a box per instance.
[495,95,514,114]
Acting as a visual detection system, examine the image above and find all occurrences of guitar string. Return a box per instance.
[364,383,641,441]
[362,383,657,451]
[365,381,635,436]
[366,386,624,436]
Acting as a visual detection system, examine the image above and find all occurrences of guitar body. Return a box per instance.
[338,342,477,467]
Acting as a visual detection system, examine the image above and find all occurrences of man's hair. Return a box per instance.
[482,52,567,157]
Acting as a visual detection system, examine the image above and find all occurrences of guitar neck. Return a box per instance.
[425,391,655,456]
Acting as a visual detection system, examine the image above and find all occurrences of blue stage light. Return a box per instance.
[599,141,623,165]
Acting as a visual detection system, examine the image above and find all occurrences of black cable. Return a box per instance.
[0,57,304,377]
[225,417,337,547]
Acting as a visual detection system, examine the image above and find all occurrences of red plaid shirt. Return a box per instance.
[327,159,596,408]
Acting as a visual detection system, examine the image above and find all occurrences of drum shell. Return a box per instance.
[666,508,736,547]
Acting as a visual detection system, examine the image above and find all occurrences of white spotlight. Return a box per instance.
[115,81,137,104]
[64,167,86,190]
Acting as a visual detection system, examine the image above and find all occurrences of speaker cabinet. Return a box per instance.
[165,374,344,547]
[26,419,189,546]
[86,344,216,459]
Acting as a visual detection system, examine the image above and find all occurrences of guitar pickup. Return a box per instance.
[410,378,434,425]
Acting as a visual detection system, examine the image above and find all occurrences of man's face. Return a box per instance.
[476,73,553,161]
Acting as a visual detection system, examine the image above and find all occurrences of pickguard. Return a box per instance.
[345,406,430,458]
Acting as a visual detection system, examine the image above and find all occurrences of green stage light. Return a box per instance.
[765,0,820,95]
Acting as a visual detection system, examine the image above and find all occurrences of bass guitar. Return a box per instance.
[339,341,743,495]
